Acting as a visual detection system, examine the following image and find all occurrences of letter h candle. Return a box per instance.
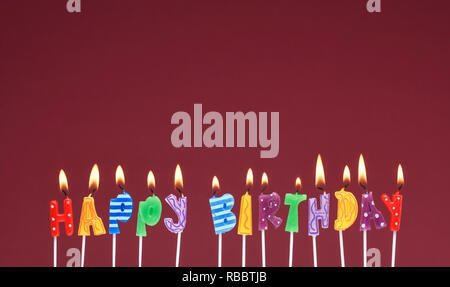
[308,154,329,267]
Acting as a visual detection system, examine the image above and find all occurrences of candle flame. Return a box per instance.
[59,169,69,195]
[246,168,254,190]
[212,176,220,193]
[261,172,269,189]
[89,164,100,194]
[343,165,351,187]
[315,154,325,190]
[174,164,183,191]
[115,165,125,188]
[358,154,367,190]
[147,170,155,192]
[295,177,302,191]
[397,164,404,190]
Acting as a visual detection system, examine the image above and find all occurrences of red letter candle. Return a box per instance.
[381,164,404,267]
[50,169,74,267]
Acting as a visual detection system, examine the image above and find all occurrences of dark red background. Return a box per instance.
[1,0,449,267]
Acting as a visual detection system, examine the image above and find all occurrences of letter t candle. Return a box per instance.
[381,164,404,267]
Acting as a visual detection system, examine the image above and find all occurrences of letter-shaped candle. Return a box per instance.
[334,166,358,231]
[238,168,253,267]
[78,164,105,267]
[308,154,329,267]
[50,170,74,237]
[136,171,162,267]
[284,178,307,233]
[50,170,74,267]
[209,194,237,234]
[165,164,187,267]
[381,164,404,267]
[258,172,281,267]
[308,155,330,237]
[358,154,386,267]
[334,165,358,267]
[285,177,307,267]
[109,166,133,234]
[210,176,236,267]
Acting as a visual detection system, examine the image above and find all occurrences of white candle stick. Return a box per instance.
[53,236,57,267]
[175,232,182,267]
[339,230,345,267]
[312,235,317,267]
[289,232,294,267]
[391,231,397,267]
[242,235,246,267]
[261,230,266,267]
[218,233,222,267]
[112,234,116,267]
[138,236,143,267]
[363,230,367,267]
[81,235,86,267]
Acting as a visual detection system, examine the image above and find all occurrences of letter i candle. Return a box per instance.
[78,164,106,267]
[334,165,358,267]
[164,164,187,267]
[381,164,404,267]
[237,168,253,267]
[358,154,386,267]
[209,176,237,267]
[136,171,162,267]
[109,165,133,267]
[308,154,330,267]
[258,172,282,267]
[49,169,74,267]
[284,177,307,267]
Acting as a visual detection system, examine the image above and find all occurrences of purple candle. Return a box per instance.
[359,191,386,231]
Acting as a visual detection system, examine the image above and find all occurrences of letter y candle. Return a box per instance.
[381,164,404,267]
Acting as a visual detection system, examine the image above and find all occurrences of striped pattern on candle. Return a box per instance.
[209,193,236,235]
[109,191,133,234]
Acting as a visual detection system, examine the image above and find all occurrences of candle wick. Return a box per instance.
[150,188,155,195]
[317,186,325,192]
[118,185,125,192]
[61,189,68,197]
[398,184,403,192]
[176,188,183,196]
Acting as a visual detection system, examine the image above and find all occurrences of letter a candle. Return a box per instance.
[308,154,330,267]
[164,164,187,267]
[209,176,237,267]
[358,154,386,267]
[381,164,404,267]
[258,172,282,267]
[334,165,358,267]
[109,165,133,267]
[78,164,106,267]
[284,177,307,267]
[136,171,162,267]
[50,169,74,267]
[238,168,253,267]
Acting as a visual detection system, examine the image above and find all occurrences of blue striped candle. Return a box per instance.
[209,193,237,235]
[109,191,133,234]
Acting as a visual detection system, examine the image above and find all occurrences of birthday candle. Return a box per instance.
[284,177,307,267]
[50,169,74,267]
[258,172,282,267]
[164,164,187,267]
[209,176,237,267]
[109,165,134,267]
[78,164,106,267]
[334,165,358,267]
[358,154,386,267]
[308,154,329,267]
[381,164,404,267]
[238,168,253,267]
[136,171,162,267]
